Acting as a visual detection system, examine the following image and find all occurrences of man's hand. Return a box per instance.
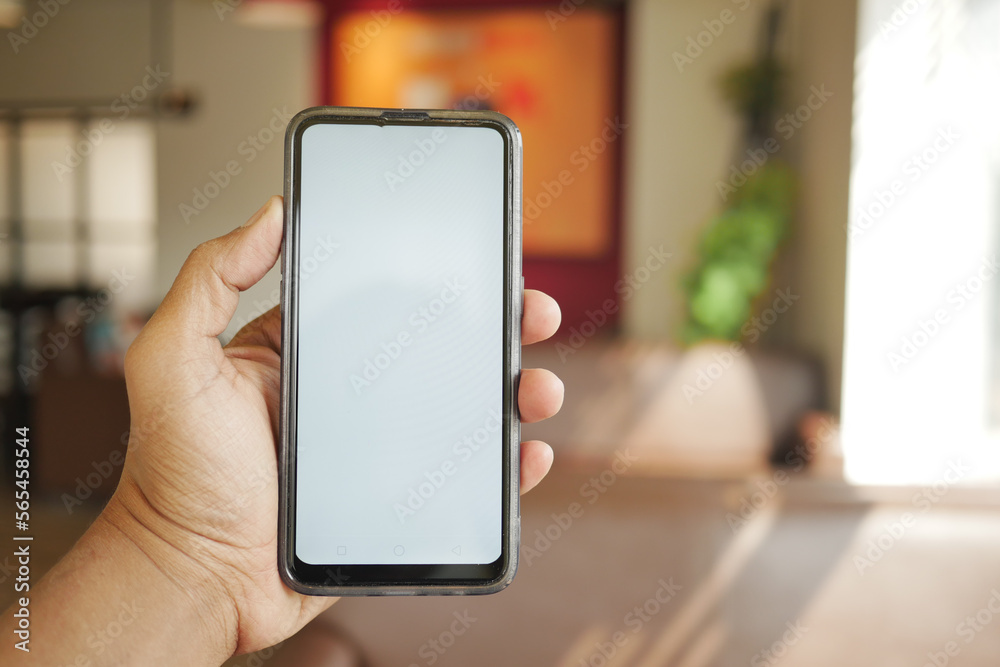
[106,196,565,658]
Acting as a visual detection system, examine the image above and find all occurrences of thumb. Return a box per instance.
[148,196,284,342]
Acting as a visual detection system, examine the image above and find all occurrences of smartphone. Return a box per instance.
[278,107,522,595]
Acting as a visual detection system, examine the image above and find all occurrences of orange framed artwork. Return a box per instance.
[329,7,619,261]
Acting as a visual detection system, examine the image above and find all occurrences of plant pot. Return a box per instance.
[621,340,771,476]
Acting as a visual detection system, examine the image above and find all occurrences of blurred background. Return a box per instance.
[2,0,1000,665]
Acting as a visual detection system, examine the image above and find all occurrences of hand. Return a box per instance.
[108,196,565,658]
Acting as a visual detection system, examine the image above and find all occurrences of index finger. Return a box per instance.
[522,289,561,345]
[232,287,562,351]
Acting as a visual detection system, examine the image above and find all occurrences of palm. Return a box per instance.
[123,308,333,653]
[116,198,563,656]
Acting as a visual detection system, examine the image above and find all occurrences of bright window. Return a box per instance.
[842,0,1000,484]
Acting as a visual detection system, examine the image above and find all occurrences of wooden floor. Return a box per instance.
[299,471,1000,667]
[7,468,1000,666]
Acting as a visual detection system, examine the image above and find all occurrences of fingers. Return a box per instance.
[148,197,284,342]
[518,368,564,423]
[226,305,281,353]
[522,289,561,345]
[235,287,563,353]
[519,440,554,495]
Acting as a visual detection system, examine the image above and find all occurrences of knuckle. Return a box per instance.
[187,238,221,267]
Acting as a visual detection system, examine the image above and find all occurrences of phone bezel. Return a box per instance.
[278,107,522,596]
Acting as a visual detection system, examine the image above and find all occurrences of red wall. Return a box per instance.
[316,0,625,337]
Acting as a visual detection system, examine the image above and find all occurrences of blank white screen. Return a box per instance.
[295,122,504,565]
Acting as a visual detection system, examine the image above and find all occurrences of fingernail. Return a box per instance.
[242,197,275,229]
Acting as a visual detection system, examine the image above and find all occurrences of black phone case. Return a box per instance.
[278,106,522,596]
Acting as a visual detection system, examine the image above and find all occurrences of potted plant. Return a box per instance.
[626,4,798,476]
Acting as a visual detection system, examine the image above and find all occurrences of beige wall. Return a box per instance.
[0,0,154,99]
[0,0,314,337]
[3,0,853,406]
[158,0,315,340]
[623,0,856,409]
